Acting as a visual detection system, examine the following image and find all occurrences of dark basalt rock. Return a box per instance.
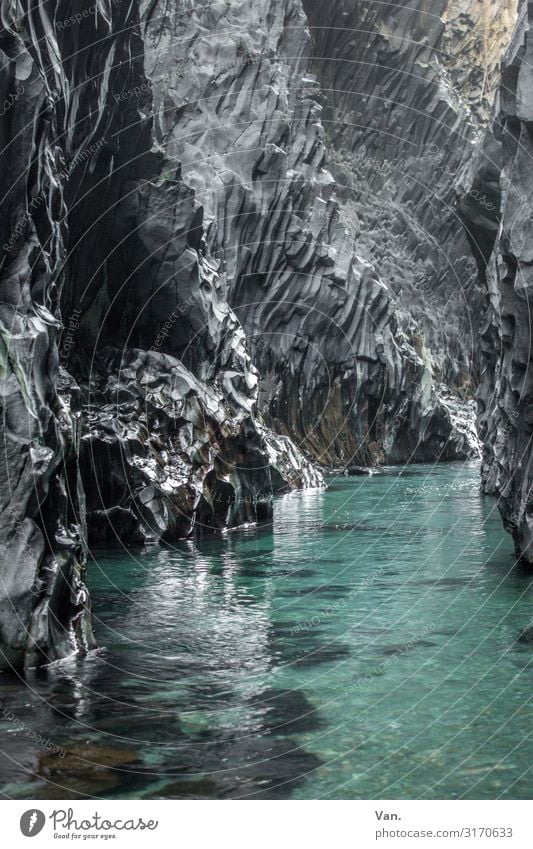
[517,626,533,645]
[145,0,495,467]
[345,466,374,477]
[78,346,315,544]
[0,0,322,669]
[460,0,533,563]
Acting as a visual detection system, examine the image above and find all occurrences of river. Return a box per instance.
[1,462,532,799]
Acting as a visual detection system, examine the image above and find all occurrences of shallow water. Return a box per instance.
[1,462,532,799]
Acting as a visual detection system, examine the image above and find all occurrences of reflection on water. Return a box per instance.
[0,462,532,799]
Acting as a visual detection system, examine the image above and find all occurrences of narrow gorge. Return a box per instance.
[0,0,532,804]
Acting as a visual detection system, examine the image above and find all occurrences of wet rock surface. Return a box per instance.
[461,0,533,563]
[0,0,518,668]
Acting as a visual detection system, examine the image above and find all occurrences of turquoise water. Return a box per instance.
[1,462,532,799]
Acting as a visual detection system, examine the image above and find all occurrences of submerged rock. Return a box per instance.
[34,744,140,799]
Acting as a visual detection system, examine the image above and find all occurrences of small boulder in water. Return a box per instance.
[517,626,533,645]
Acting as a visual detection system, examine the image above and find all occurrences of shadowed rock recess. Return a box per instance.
[0,0,518,667]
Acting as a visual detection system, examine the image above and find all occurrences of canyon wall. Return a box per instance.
[0,0,516,667]
[462,0,533,563]
[0,0,321,668]
[151,0,506,467]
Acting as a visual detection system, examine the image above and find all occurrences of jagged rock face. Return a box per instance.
[302,0,514,389]
[0,10,96,669]
[140,0,490,467]
[0,0,322,669]
[466,0,533,563]
[0,0,514,668]
[442,0,517,124]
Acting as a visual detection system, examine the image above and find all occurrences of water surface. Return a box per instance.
[1,462,532,799]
